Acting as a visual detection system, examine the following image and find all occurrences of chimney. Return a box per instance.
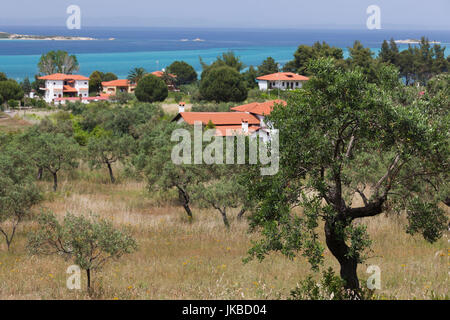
[178,102,186,113]
[242,119,249,133]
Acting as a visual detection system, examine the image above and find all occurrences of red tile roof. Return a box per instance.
[54,96,110,102]
[231,99,287,116]
[63,85,78,93]
[152,71,177,78]
[257,72,309,81]
[101,79,133,87]
[214,125,260,136]
[38,73,90,81]
[177,112,260,126]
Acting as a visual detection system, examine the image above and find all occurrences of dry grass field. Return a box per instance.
[0,112,448,300]
[0,166,448,300]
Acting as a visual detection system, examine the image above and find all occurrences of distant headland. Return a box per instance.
[394,39,441,44]
[0,31,98,41]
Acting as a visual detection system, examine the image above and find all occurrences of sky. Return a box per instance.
[0,0,449,29]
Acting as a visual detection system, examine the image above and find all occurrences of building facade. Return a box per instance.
[257,72,309,91]
[173,100,287,142]
[39,73,89,103]
[102,79,136,95]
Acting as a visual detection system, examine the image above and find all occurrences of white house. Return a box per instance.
[172,100,286,143]
[256,72,309,91]
[39,73,90,103]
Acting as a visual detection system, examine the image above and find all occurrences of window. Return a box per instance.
[296,82,299,86]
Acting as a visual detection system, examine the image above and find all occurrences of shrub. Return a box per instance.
[135,75,168,103]
[290,268,375,300]
[28,211,138,291]
[199,66,248,102]
[167,61,198,85]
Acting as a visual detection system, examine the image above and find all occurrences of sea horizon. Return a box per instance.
[1,26,449,81]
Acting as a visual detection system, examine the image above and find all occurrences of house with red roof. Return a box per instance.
[102,79,136,96]
[173,100,286,141]
[152,70,178,91]
[257,72,309,91]
[39,73,90,103]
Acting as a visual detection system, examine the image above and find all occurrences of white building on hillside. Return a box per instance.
[39,73,90,103]
[257,72,309,91]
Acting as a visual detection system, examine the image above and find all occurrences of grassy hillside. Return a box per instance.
[0,164,448,300]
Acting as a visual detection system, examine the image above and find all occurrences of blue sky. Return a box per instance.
[0,0,449,29]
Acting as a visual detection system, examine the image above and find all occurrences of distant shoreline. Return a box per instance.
[395,39,441,44]
[0,31,98,41]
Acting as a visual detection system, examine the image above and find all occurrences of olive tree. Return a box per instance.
[28,133,80,191]
[0,144,41,250]
[86,133,134,183]
[192,162,249,228]
[244,58,449,293]
[28,211,137,291]
[133,121,208,219]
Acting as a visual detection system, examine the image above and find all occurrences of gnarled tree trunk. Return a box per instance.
[177,186,193,219]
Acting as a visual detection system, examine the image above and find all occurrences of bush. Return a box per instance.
[191,102,233,112]
[111,91,135,105]
[7,99,19,109]
[135,75,168,103]
[290,268,375,300]
[199,66,248,102]
[28,211,137,291]
[167,61,198,85]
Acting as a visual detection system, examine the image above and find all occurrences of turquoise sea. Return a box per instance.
[0,27,449,81]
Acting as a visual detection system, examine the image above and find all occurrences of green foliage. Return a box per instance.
[86,133,135,183]
[167,61,198,85]
[28,211,137,289]
[26,133,81,191]
[290,268,374,300]
[199,66,248,102]
[201,51,246,77]
[406,198,448,243]
[7,99,19,109]
[89,71,103,94]
[21,77,32,95]
[135,75,168,103]
[133,121,208,219]
[38,50,79,75]
[347,40,377,82]
[192,165,247,228]
[379,39,399,66]
[127,67,147,84]
[242,66,258,89]
[0,142,41,250]
[191,102,232,112]
[89,71,118,95]
[0,80,24,104]
[111,91,134,105]
[394,37,449,85]
[258,57,279,76]
[283,41,344,75]
[244,57,449,290]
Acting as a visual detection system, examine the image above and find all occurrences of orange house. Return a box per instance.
[101,79,136,95]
